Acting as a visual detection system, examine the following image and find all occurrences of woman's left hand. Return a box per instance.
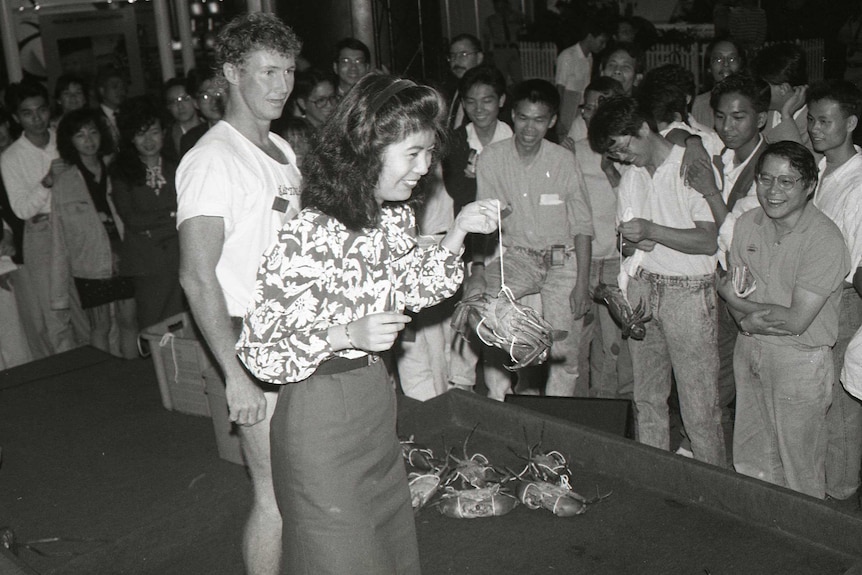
[455,199,500,235]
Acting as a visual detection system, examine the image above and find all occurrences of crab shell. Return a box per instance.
[437,485,518,519]
[516,480,587,517]
[408,473,442,511]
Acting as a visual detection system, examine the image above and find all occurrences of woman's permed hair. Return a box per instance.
[113,95,165,183]
[755,140,819,193]
[215,13,302,71]
[301,74,447,231]
[56,109,112,163]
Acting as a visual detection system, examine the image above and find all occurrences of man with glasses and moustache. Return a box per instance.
[446,34,484,129]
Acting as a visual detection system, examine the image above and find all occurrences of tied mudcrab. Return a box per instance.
[451,290,567,371]
[593,283,651,340]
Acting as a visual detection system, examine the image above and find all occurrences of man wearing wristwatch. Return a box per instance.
[589,94,725,467]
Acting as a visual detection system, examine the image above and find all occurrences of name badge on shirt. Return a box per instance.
[272,196,289,213]
[539,194,563,205]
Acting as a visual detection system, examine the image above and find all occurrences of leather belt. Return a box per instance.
[314,354,379,376]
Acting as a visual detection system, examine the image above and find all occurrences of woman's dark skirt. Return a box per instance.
[270,358,420,575]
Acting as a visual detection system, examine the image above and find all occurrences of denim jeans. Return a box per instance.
[826,287,862,499]
[627,270,725,466]
[578,257,634,400]
[484,246,583,397]
[734,337,833,499]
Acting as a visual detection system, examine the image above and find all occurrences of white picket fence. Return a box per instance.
[519,41,557,83]
[520,38,825,89]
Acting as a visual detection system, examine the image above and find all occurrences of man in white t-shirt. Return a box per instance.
[555,18,610,139]
[588,94,726,467]
[176,14,302,575]
[805,80,862,501]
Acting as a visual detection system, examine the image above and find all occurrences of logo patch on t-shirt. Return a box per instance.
[272,185,300,213]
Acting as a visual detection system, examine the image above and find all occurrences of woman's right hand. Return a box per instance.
[347,312,412,352]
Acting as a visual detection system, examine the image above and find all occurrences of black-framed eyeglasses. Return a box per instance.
[756,173,804,191]
[447,50,478,62]
[338,57,367,67]
[199,92,223,102]
[606,135,634,159]
[711,55,739,66]
[167,94,192,106]
[308,95,336,107]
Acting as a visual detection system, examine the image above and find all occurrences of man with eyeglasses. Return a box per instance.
[163,77,202,163]
[446,34,484,129]
[332,37,372,99]
[180,67,226,157]
[588,94,726,466]
[718,141,849,498]
[803,80,862,502]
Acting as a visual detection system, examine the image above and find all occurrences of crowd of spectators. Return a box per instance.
[2,2,862,511]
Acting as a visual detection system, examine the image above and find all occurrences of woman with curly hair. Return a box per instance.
[237,74,499,574]
[110,95,184,330]
[51,109,137,357]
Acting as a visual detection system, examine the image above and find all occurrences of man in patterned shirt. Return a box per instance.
[176,13,302,575]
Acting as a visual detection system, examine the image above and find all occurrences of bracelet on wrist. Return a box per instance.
[345,322,356,349]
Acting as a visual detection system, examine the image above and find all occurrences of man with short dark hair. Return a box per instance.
[476,79,592,397]
[1,81,85,357]
[589,94,725,465]
[333,37,371,99]
[176,13,303,575]
[753,43,812,152]
[805,79,862,501]
[719,141,849,498]
[684,72,772,458]
[555,18,611,138]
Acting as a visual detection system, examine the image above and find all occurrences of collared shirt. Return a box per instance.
[813,151,862,282]
[617,145,717,277]
[476,138,592,250]
[575,138,618,259]
[0,131,57,219]
[237,205,463,383]
[716,135,766,267]
[731,203,849,348]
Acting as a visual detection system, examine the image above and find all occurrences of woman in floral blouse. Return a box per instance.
[237,74,498,575]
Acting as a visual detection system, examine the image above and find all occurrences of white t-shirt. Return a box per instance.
[0,131,57,219]
[176,121,302,317]
[617,145,717,277]
[715,137,764,268]
[814,150,862,282]
[555,43,591,99]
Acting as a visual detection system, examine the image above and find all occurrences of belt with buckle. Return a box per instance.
[314,354,379,376]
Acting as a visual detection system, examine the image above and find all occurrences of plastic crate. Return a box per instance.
[141,312,213,417]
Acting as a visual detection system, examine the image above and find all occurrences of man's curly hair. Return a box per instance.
[215,12,302,70]
[301,74,447,231]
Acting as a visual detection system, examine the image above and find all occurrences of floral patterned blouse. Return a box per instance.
[237,204,464,384]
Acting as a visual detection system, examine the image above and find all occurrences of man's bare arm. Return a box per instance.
[178,215,267,426]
